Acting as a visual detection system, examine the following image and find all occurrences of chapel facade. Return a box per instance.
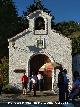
[8,10,72,92]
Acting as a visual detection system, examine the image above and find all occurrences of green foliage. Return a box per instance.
[72,36,80,54]
[2,84,21,94]
[55,21,80,37]
[0,0,28,57]
[0,0,16,57]
[0,56,9,86]
[54,21,80,54]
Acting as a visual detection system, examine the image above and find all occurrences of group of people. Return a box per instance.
[58,66,80,103]
[21,72,44,96]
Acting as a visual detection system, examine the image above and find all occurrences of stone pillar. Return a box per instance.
[29,19,34,31]
[52,69,54,91]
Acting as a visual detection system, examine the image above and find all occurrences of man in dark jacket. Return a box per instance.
[58,66,65,103]
[63,69,69,101]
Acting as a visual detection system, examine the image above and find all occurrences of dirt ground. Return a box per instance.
[0,91,80,107]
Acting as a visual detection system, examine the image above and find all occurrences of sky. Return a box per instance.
[13,0,80,23]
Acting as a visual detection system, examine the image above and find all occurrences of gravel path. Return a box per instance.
[0,91,80,107]
[0,91,58,102]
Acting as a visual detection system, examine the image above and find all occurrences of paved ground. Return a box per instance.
[0,91,80,107]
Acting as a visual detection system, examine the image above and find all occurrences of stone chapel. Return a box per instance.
[8,10,72,92]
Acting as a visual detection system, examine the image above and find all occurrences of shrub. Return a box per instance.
[0,56,9,86]
[2,84,21,94]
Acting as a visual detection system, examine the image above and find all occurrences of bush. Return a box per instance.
[2,84,21,94]
[0,56,9,86]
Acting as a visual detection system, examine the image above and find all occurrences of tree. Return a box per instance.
[72,36,80,54]
[54,21,80,37]
[0,0,26,57]
[54,21,80,54]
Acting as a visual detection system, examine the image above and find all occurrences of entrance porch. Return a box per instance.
[28,54,60,91]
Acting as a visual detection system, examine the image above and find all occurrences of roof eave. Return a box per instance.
[8,28,30,42]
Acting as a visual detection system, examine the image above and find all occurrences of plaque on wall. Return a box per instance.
[37,38,46,49]
[14,69,26,73]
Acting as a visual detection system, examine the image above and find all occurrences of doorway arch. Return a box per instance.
[29,53,52,90]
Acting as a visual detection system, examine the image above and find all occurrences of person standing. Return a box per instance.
[31,74,37,96]
[21,73,28,95]
[37,72,43,91]
[63,69,69,101]
[29,76,33,92]
[58,66,65,103]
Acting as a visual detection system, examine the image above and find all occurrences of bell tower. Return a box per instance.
[27,10,52,34]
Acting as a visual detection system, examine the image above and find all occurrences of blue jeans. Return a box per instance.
[38,79,43,91]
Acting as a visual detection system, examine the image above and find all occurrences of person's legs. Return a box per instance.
[22,83,27,95]
[59,88,62,102]
[24,83,27,94]
[65,89,69,101]
[59,86,65,103]
[40,79,43,91]
[29,81,32,91]
[22,83,25,94]
[33,83,36,96]
[37,80,39,91]
[23,88,26,95]
[39,80,41,91]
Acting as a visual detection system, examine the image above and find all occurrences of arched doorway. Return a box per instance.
[29,54,52,90]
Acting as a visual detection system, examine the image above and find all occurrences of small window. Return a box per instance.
[35,17,45,30]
